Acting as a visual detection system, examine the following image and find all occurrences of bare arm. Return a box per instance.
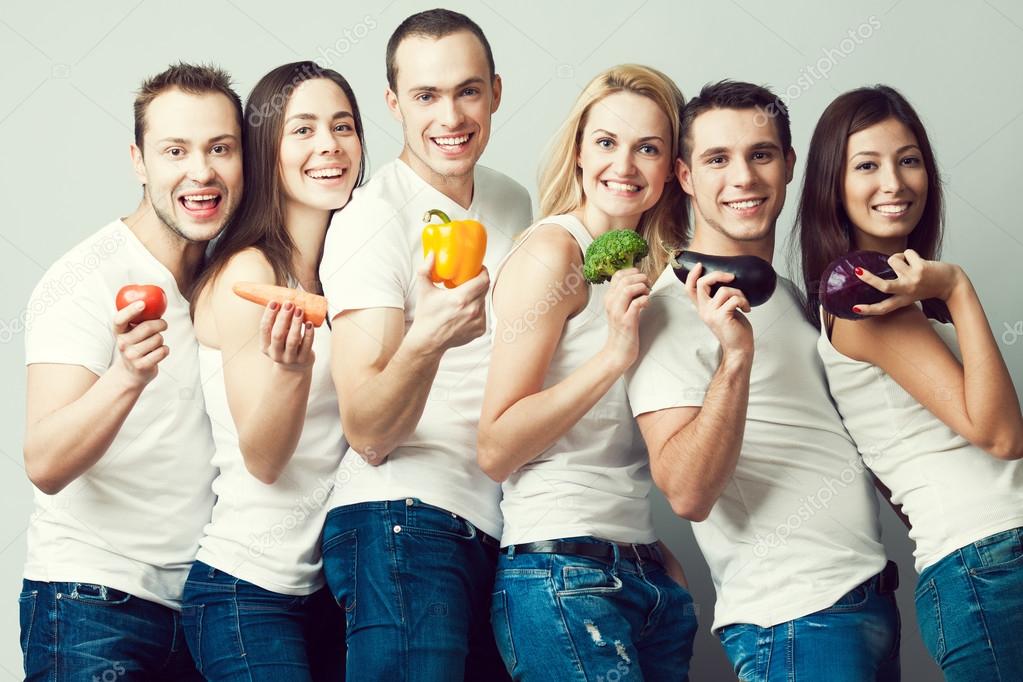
[841,250,1023,460]
[635,264,754,521]
[331,255,490,462]
[24,301,169,494]
[201,250,316,484]
[477,227,649,482]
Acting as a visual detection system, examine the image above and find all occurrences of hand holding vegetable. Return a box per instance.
[111,299,169,389]
[422,209,487,288]
[850,249,963,317]
[232,282,328,327]
[259,300,314,371]
[683,262,753,355]
[583,229,649,284]
[115,284,167,322]
[601,267,650,372]
[671,251,775,307]
[406,252,489,354]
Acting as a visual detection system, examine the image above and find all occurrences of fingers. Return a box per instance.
[456,266,491,301]
[417,252,436,282]
[854,267,893,293]
[258,301,280,351]
[113,301,147,333]
[116,319,167,352]
[853,294,913,317]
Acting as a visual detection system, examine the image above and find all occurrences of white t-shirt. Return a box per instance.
[490,215,656,547]
[318,159,532,539]
[626,266,887,631]
[23,219,216,610]
[195,304,345,595]
[819,310,1023,573]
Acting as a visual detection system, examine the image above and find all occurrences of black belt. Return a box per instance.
[875,560,899,594]
[510,540,663,566]
[478,531,500,550]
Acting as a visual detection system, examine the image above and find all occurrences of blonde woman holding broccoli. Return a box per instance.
[477,64,696,680]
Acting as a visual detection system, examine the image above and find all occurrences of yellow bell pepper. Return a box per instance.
[421,209,488,289]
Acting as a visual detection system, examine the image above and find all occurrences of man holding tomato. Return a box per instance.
[20,63,243,679]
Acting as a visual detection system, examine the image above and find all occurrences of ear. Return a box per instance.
[490,74,503,114]
[676,157,695,196]
[130,143,147,185]
[784,147,797,184]
[385,86,402,123]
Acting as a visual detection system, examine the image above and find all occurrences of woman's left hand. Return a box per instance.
[854,249,963,316]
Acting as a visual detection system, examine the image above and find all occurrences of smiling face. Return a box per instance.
[131,88,243,243]
[576,91,673,232]
[842,117,928,253]
[278,78,362,213]
[677,107,795,250]
[386,30,501,183]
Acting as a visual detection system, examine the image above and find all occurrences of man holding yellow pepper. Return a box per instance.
[317,8,532,680]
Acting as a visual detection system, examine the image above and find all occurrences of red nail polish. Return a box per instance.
[852,306,862,314]
[854,267,863,276]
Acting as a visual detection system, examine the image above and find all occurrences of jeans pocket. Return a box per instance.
[718,624,759,681]
[914,578,946,663]
[18,589,37,667]
[970,530,1023,575]
[322,528,357,615]
[490,590,517,671]
[70,583,132,606]
[820,583,870,612]
[181,604,204,674]
[555,559,622,596]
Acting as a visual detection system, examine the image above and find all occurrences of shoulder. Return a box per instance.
[502,222,583,284]
[831,304,931,363]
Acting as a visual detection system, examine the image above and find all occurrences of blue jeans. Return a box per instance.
[321,498,507,681]
[491,538,698,681]
[718,562,901,681]
[180,560,345,681]
[19,579,200,681]
[915,526,1023,680]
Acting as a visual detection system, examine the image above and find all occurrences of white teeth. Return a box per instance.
[874,204,908,214]
[306,168,344,179]
[433,134,470,146]
[605,181,640,192]
[726,199,764,210]
[182,194,217,202]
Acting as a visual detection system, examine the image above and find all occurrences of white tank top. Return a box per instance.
[818,308,1023,572]
[196,303,345,595]
[489,215,656,547]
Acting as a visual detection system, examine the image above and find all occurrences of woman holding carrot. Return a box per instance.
[798,85,1023,681]
[182,61,365,680]
[477,64,697,680]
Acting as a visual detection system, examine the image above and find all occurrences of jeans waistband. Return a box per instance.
[865,560,899,595]
[506,536,664,568]
[327,498,499,549]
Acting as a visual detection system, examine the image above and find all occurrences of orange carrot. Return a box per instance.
[232,282,328,327]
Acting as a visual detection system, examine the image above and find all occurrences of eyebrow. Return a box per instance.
[284,111,354,124]
[850,144,921,159]
[407,77,486,95]
[156,134,239,145]
[591,129,666,143]
[698,141,781,158]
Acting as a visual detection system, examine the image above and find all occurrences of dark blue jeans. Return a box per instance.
[718,563,901,681]
[181,560,345,681]
[321,498,507,681]
[19,579,200,681]
[915,527,1023,680]
[492,538,698,681]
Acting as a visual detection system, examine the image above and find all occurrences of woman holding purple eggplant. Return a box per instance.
[798,84,1023,681]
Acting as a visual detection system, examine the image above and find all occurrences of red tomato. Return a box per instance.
[115,284,168,321]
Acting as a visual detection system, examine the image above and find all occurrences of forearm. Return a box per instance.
[342,337,443,461]
[478,350,623,481]
[946,276,1023,457]
[656,352,752,520]
[237,366,313,483]
[24,367,144,494]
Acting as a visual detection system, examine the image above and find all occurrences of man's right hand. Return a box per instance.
[406,253,490,354]
[111,301,169,388]
[684,262,754,356]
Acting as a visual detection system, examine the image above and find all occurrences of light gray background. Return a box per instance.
[2,0,1022,679]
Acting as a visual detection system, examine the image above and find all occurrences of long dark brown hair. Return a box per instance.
[190,61,366,310]
[795,85,949,328]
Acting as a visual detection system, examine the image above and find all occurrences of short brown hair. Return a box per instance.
[680,80,791,164]
[385,9,495,91]
[133,62,243,153]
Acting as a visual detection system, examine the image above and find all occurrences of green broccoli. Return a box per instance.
[582,229,650,284]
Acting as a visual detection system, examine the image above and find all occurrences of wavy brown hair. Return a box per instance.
[795,85,949,328]
[189,61,366,310]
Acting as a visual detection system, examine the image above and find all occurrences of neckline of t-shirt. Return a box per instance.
[393,157,481,215]
[114,218,188,305]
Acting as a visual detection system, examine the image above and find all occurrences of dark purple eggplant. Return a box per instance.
[671,250,777,307]
[819,250,896,320]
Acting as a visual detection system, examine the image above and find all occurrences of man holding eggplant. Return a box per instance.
[317,8,531,680]
[626,80,901,681]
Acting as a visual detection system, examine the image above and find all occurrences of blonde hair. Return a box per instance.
[538,64,688,278]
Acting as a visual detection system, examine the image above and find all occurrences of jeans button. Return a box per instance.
[393,525,402,534]
[405,498,414,506]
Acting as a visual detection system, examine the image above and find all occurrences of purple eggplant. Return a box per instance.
[819,250,896,320]
[671,250,776,307]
